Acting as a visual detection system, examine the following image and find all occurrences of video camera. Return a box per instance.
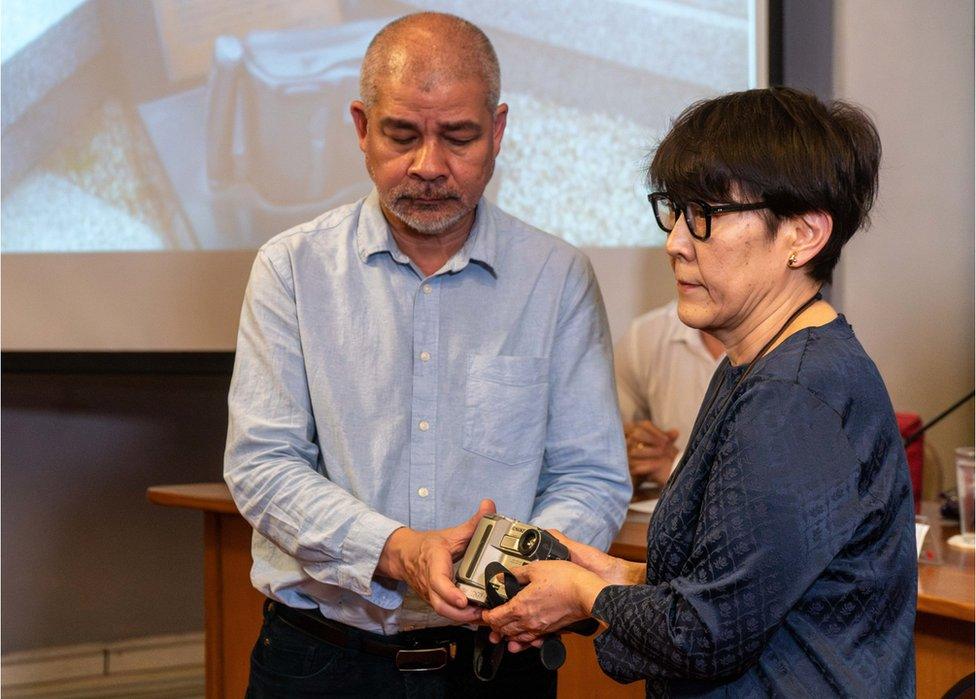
[456,514,570,605]
[455,514,598,672]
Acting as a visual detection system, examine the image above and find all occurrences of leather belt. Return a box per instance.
[265,599,465,672]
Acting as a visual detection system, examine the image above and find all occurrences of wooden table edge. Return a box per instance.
[917,596,976,623]
[147,484,239,514]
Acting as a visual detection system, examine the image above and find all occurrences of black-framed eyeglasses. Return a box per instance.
[648,192,769,241]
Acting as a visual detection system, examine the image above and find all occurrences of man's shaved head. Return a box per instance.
[360,12,500,112]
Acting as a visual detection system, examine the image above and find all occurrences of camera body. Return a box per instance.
[455,514,568,606]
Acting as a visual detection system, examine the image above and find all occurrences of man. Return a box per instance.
[224,12,630,696]
[615,301,724,487]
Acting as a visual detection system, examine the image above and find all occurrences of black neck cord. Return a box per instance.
[664,290,824,489]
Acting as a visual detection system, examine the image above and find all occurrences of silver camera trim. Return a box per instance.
[454,514,540,606]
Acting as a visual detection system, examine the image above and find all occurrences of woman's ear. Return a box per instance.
[788,211,832,267]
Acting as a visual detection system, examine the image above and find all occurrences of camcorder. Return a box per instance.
[456,514,571,605]
[455,514,598,674]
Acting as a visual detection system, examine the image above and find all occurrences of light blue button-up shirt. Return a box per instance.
[225,191,630,634]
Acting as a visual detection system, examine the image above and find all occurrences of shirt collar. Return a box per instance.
[356,189,498,277]
[670,319,701,347]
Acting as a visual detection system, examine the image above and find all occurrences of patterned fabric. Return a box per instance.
[591,316,916,697]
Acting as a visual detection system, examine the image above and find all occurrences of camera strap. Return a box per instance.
[483,561,522,606]
[473,562,521,681]
[472,562,520,681]
[472,626,505,682]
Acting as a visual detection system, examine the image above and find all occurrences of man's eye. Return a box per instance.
[446,137,475,146]
[390,135,416,145]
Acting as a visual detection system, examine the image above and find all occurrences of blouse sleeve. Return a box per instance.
[591,378,866,683]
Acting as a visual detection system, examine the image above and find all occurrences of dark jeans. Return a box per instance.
[246,608,557,698]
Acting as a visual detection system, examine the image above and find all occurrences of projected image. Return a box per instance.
[1,0,758,252]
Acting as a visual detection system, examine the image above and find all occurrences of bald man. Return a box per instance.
[225,13,629,696]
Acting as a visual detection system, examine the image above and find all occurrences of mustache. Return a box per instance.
[391,184,461,202]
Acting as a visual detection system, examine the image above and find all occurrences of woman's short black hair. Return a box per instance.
[649,87,881,284]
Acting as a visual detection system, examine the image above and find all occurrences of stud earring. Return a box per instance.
[787,251,798,268]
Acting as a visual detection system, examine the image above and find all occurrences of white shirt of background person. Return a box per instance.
[614,300,725,487]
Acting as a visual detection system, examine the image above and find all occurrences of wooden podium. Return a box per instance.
[149,484,974,699]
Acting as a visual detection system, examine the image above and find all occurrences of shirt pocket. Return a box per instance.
[463,354,550,466]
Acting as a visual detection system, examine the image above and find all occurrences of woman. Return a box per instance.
[483,87,916,697]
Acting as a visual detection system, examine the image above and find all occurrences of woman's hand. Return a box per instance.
[552,531,646,586]
[481,560,607,647]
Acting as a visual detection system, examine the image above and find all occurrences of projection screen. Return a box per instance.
[1,0,769,351]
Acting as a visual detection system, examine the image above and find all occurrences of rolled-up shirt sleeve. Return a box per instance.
[224,249,404,607]
[530,254,631,551]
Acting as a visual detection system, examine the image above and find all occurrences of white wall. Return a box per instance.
[586,247,676,342]
[833,0,974,491]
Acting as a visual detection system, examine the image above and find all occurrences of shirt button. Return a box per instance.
[418,420,430,431]
[422,284,433,294]
[419,351,431,362]
[418,487,430,498]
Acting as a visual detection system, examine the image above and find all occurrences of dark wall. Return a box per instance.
[1,371,229,652]
[781,0,832,98]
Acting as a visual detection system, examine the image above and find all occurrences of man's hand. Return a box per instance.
[624,420,679,487]
[376,499,496,623]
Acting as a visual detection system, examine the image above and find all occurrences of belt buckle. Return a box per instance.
[394,643,455,672]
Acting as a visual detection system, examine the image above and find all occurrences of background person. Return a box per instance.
[224,12,630,697]
[483,87,917,697]
[615,302,724,486]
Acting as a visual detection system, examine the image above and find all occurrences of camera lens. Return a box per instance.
[517,529,539,556]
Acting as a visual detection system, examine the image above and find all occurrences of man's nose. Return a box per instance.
[408,139,448,180]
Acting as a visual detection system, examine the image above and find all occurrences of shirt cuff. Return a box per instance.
[335,510,405,609]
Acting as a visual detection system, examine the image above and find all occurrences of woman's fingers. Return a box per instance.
[548,529,570,545]
[482,602,516,629]
[484,598,538,638]
[510,563,534,583]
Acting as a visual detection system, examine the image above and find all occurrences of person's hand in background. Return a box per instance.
[624,420,679,487]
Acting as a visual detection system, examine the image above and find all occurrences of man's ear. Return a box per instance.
[787,210,832,267]
[350,100,369,152]
[491,103,508,157]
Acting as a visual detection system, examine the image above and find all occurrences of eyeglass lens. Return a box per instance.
[685,202,708,238]
[653,197,678,231]
[653,196,707,239]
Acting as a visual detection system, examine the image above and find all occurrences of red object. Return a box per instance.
[896,413,924,514]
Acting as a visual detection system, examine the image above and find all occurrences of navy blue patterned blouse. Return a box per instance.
[592,316,916,697]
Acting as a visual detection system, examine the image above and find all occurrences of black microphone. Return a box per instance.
[903,390,975,447]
